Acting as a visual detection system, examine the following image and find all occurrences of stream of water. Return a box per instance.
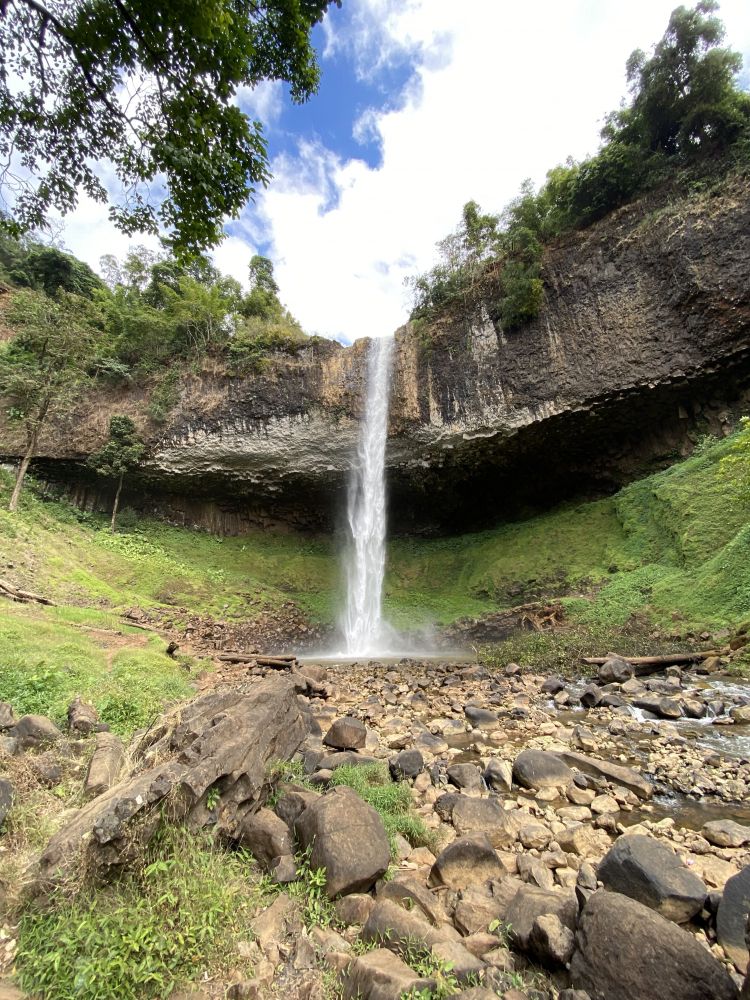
[341,336,394,655]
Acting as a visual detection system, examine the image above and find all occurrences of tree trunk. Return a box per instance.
[9,429,39,512]
[110,470,124,535]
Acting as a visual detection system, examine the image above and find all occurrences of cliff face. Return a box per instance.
[4,176,750,534]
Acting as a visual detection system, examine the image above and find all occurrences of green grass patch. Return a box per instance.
[16,827,259,1000]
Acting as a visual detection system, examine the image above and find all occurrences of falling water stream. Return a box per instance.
[342,336,394,655]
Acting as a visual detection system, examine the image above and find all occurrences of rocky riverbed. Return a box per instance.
[4,652,750,1000]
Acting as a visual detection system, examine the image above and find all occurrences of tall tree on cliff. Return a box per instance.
[0,0,339,259]
[0,291,101,511]
[88,416,144,534]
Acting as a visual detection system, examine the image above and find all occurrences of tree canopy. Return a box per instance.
[0,0,339,258]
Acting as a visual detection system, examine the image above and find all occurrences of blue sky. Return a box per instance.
[59,0,750,345]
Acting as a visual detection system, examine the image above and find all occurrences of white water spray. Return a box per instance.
[342,336,394,655]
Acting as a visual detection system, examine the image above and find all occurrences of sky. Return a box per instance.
[57,0,750,344]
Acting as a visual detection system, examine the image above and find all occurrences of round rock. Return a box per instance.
[447,763,483,789]
[429,832,508,890]
[513,750,575,791]
[389,749,424,779]
[323,716,367,750]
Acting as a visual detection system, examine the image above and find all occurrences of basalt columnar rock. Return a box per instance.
[11,178,750,534]
[84,731,124,796]
[35,676,308,887]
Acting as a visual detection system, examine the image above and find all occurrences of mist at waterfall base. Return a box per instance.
[325,335,438,659]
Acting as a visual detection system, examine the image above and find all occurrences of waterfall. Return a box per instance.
[342,335,394,655]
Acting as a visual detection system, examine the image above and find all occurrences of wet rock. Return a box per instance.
[570,890,739,1000]
[8,714,62,750]
[505,885,577,952]
[600,694,625,708]
[452,796,519,849]
[342,948,436,1000]
[597,656,634,685]
[632,695,682,720]
[0,702,16,729]
[378,877,446,926]
[567,784,595,806]
[703,820,750,848]
[270,854,298,884]
[84,731,124,796]
[484,759,513,793]
[238,807,294,865]
[431,940,486,984]
[67,696,98,736]
[513,751,575,791]
[597,835,706,923]
[554,750,653,799]
[323,717,367,750]
[571,724,598,752]
[580,684,603,708]
[389,750,424,779]
[465,706,499,729]
[336,893,376,926]
[37,676,309,886]
[296,785,390,898]
[429,832,508,890]
[717,866,750,973]
[0,776,13,825]
[730,707,750,723]
[447,763,483,789]
[529,912,576,968]
[685,700,708,719]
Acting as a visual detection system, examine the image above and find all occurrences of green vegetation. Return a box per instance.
[88,416,145,534]
[0,1,337,257]
[16,827,258,1000]
[408,1,750,330]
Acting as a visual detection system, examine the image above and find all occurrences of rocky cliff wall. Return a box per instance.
[3,176,750,534]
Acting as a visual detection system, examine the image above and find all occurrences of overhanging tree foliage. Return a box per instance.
[0,0,339,258]
[88,415,144,533]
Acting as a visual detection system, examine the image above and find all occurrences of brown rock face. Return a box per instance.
[8,179,750,534]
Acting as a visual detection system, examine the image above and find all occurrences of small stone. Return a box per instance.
[520,823,553,850]
[30,752,62,786]
[580,684,603,708]
[323,717,367,750]
[294,936,317,970]
[237,807,294,866]
[597,656,634,684]
[8,713,62,749]
[431,940,486,985]
[342,948,436,1000]
[465,706,499,729]
[452,796,519,849]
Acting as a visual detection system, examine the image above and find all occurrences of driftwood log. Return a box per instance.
[582,651,717,666]
[0,578,54,605]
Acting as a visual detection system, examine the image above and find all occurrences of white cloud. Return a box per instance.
[56,0,750,342]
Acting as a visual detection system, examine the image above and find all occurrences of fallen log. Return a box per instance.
[257,656,298,669]
[217,653,257,664]
[582,651,716,666]
[0,578,55,605]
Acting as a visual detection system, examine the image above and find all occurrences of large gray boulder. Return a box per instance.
[447,763,482,789]
[8,714,62,749]
[295,785,390,898]
[513,750,574,791]
[36,676,308,887]
[323,717,367,750]
[597,835,706,923]
[429,832,507,890]
[570,890,739,1000]
[84,731,124,796]
[465,706,499,729]
[598,656,634,684]
[237,807,294,866]
[451,796,519,849]
[717,866,750,973]
[343,948,436,1000]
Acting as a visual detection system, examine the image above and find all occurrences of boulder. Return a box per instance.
[505,885,577,952]
[513,751,574,791]
[529,912,575,968]
[465,706,499,729]
[342,948,436,1000]
[570,890,739,1000]
[447,763,483,789]
[362,898,433,953]
[237,807,294,866]
[270,855,298,884]
[336,893,377,926]
[462,933,506,959]
[415,731,449,754]
[429,833,507,890]
[451,796,519,849]
[67,696,98,736]
[632,695,682,720]
[434,792,461,822]
[704,820,750,849]
[580,684,603,708]
[453,886,505,936]
[296,785,390,898]
[0,776,13,826]
[597,656,634,685]
[299,665,327,684]
[30,752,62,785]
[597,835,706,923]
[430,941,485,985]
[717,866,750,973]
[250,892,296,949]
[389,750,424,779]
[323,717,367,750]
[319,751,379,770]
[8,714,62,749]
[541,676,565,694]
[378,877,445,926]
[553,750,653,799]
[84,731,124,796]
[0,702,16,729]
[484,759,513,794]
[36,676,308,887]
[273,783,320,830]
[556,823,608,857]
